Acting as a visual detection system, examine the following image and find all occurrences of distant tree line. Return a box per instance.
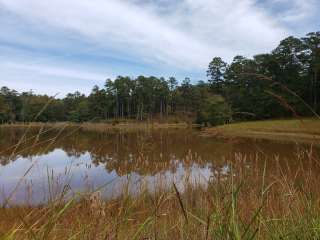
[0,31,319,125]
[0,77,231,125]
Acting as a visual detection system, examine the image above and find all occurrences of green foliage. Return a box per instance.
[207,31,320,120]
[196,95,232,126]
[207,57,227,92]
[0,95,10,123]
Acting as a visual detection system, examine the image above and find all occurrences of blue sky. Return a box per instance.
[0,0,319,96]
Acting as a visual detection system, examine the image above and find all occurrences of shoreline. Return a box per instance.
[0,121,194,130]
[2,119,320,143]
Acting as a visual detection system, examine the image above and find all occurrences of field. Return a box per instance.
[203,119,320,143]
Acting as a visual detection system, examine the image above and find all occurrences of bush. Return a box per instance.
[196,95,232,126]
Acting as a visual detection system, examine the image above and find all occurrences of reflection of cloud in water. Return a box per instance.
[0,149,222,205]
[108,162,214,198]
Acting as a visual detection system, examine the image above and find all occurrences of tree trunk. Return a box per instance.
[121,103,124,119]
[136,104,139,120]
[160,99,163,120]
[127,99,130,119]
[314,69,318,111]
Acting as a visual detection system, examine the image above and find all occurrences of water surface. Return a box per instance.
[0,126,318,205]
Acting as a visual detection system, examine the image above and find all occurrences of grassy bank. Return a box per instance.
[203,119,320,143]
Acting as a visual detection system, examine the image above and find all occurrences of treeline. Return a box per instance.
[0,31,319,125]
[0,77,231,125]
[207,31,320,120]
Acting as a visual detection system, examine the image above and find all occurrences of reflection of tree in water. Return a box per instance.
[82,130,221,176]
[1,127,318,177]
[0,127,61,164]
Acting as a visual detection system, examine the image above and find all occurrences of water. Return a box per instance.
[0,126,318,205]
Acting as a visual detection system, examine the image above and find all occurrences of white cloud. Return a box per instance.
[0,58,110,95]
[0,0,288,69]
[2,0,316,94]
[3,62,107,82]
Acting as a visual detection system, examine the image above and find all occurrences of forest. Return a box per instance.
[0,31,319,125]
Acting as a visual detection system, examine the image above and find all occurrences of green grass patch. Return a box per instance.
[204,118,320,143]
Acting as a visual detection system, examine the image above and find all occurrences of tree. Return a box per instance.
[196,95,232,126]
[168,77,178,113]
[0,95,10,123]
[0,87,22,123]
[88,85,109,120]
[63,91,87,121]
[207,57,227,92]
[302,32,320,111]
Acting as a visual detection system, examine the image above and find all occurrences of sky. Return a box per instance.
[0,0,319,96]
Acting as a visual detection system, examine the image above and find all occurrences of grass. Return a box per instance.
[203,118,320,143]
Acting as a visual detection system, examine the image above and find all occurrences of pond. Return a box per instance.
[0,126,318,205]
